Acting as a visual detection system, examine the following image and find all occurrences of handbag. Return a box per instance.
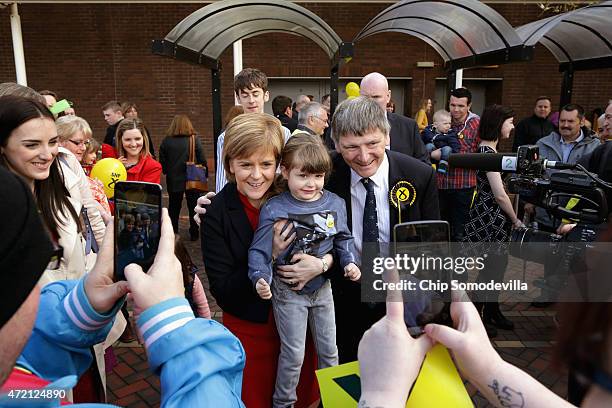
[185,135,209,192]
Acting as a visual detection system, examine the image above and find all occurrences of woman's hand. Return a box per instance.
[276,253,331,291]
[359,291,432,407]
[272,219,296,260]
[84,220,130,314]
[193,191,216,226]
[118,156,128,165]
[424,297,503,385]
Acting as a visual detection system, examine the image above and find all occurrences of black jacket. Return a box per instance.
[325,149,440,361]
[276,113,298,133]
[159,135,207,193]
[201,183,271,323]
[512,114,555,152]
[387,112,429,163]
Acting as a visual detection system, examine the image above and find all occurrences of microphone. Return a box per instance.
[447,153,576,172]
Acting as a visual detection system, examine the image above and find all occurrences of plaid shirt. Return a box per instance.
[437,112,480,190]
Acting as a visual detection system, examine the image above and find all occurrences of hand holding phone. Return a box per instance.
[114,181,162,281]
[124,208,185,311]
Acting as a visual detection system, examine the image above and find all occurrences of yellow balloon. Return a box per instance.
[90,158,127,198]
[345,81,360,97]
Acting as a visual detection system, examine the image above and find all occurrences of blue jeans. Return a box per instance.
[426,143,452,161]
[272,278,338,408]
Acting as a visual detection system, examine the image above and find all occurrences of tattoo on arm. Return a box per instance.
[488,379,525,408]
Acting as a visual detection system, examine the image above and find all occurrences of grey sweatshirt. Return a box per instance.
[248,190,356,294]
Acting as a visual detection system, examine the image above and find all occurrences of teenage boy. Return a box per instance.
[215,68,291,192]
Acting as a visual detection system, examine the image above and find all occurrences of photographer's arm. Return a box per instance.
[425,301,574,408]
[487,171,521,227]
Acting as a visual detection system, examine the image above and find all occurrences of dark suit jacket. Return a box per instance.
[387,112,429,163]
[325,149,440,361]
[200,183,270,323]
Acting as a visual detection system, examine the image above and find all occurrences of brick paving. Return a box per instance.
[106,201,568,407]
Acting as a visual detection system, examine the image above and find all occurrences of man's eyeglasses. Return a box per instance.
[68,139,91,148]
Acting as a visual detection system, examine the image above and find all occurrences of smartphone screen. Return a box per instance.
[393,221,452,337]
[114,181,162,281]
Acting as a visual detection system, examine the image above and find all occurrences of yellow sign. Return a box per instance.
[326,214,335,229]
[389,180,416,209]
[316,345,472,407]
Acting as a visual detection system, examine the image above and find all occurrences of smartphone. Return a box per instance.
[114,181,162,281]
[393,220,452,337]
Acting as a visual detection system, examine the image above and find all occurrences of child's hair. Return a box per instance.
[432,109,451,124]
[281,133,332,180]
[234,68,268,95]
[84,137,101,157]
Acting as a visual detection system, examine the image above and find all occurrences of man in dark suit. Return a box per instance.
[325,96,440,362]
[272,95,298,133]
[360,72,429,163]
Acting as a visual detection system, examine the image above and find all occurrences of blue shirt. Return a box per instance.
[559,130,584,162]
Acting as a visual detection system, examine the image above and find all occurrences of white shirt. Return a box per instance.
[350,153,390,264]
[215,126,292,193]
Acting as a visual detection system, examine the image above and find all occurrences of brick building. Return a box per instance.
[1,1,610,161]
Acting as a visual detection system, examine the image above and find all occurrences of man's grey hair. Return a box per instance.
[295,94,311,112]
[298,102,324,125]
[331,96,390,143]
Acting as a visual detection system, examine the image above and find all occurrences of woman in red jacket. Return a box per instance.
[116,118,161,184]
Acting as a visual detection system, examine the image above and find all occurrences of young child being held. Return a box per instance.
[421,109,461,174]
[248,133,360,407]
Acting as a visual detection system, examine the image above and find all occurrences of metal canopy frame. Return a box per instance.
[516,1,612,107]
[151,0,351,162]
[352,0,533,97]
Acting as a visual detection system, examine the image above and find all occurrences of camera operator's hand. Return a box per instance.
[125,209,185,311]
[424,299,503,385]
[512,219,525,229]
[193,191,216,226]
[358,291,432,407]
[84,220,130,314]
[557,223,577,235]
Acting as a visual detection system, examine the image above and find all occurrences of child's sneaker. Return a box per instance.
[438,160,449,174]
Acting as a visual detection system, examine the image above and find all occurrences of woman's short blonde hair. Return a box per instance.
[116,118,152,159]
[55,115,92,141]
[223,113,284,184]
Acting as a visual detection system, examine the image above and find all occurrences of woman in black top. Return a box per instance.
[159,114,207,240]
[463,105,523,337]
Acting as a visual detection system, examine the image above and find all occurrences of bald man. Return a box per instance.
[360,72,429,163]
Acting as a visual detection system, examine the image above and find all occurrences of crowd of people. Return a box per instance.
[0,66,611,408]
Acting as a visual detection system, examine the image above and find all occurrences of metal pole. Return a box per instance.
[233,40,243,105]
[559,66,574,109]
[330,65,339,116]
[212,68,222,165]
[10,3,27,85]
[446,70,456,109]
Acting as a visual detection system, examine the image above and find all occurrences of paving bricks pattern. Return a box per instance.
[105,199,569,407]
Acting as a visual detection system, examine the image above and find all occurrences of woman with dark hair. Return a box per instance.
[116,117,161,184]
[0,95,83,279]
[462,104,523,337]
[159,114,207,240]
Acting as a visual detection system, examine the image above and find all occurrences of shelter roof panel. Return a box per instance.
[354,0,523,62]
[163,0,342,61]
[516,1,612,65]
